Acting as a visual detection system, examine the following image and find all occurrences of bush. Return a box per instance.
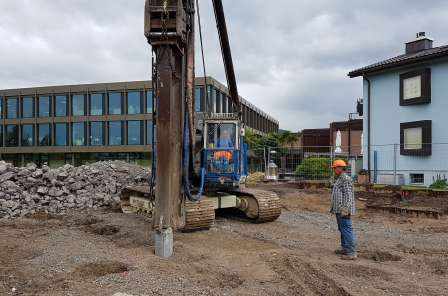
[429,179,448,190]
[295,157,332,180]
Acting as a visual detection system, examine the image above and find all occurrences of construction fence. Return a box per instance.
[247,144,448,187]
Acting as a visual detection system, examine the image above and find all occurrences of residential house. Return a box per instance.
[349,32,448,186]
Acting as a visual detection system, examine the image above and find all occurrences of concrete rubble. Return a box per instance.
[0,161,150,219]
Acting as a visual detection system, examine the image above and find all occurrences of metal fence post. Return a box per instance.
[393,143,398,185]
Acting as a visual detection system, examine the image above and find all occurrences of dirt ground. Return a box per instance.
[1,184,447,296]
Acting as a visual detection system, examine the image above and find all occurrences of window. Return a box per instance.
[90,93,104,115]
[108,92,122,115]
[55,95,68,117]
[400,68,431,106]
[72,94,85,116]
[146,121,153,145]
[72,122,86,146]
[0,125,3,146]
[90,121,104,146]
[22,96,34,118]
[194,87,202,112]
[215,90,222,113]
[206,86,213,113]
[400,120,431,156]
[410,173,424,184]
[38,124,51,146]
[108,121,123,145]
[0,97,3,119]
[222,95,228,113]
[38,96,51,117]
[206,122,236,149]
[54,123,68,146]
[146,91,153,113]
[127,91,141,114]
[21,124,34,146]
[127,121,142,145]
[6,97,18,119]
[5,125,18,147]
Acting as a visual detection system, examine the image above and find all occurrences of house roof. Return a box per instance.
[348,45,448,78]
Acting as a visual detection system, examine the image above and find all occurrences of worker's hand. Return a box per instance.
[340,209,350,218]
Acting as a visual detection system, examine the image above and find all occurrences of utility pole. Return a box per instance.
[144,0,193,258]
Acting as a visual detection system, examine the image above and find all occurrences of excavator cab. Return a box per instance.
[202,114,248,190]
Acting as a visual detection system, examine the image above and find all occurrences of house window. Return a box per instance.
[400,68,431,105]
[400,120,431,156]
[410,173,424,184]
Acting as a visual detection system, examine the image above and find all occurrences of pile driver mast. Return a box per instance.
[138,0,281,258]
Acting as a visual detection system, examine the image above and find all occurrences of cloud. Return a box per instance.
[1,0,448,131]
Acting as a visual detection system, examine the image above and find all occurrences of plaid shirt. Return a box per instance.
[330,173,356,215]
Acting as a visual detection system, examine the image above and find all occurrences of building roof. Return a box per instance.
[348,45,448,78]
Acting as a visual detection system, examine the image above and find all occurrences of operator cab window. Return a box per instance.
[206,123,236,149]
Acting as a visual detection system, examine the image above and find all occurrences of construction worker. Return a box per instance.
[330,159,357,260]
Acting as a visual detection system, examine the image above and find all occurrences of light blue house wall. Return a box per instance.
[363,58,448,185]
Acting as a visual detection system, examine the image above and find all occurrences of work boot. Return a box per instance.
[334,249,347,255]
[340,254,358,260]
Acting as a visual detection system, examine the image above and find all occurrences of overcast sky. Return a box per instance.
[1,1,448,131]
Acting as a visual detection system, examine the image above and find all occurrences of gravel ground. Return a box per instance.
[0,185,447,295]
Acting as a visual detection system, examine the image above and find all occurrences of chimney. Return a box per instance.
[405,32,433,54]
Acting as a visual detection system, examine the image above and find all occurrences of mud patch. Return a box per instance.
[333,263,393,281]
[269,255,351,296]
[71,261,129,279]
[426,258,448,275]
[27,211,63,221]
[87,224,120,236]
[359,250,402,262]
[71,215,103,226]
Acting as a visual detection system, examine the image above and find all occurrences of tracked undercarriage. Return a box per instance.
[120,185,281,231]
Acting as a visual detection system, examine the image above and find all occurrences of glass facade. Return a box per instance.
[146,121,153,145]
[216,90,222,113]
[0,97,2,119]
[72,122,86,146]
[22,97,34,118]
[39,96,51,117]
[146,90,153,113]
[195,87,203,112]
[38,124,51,146]
[90,93,104,116]
[6,125,18,147]
[55,123,68,146]
[90,121,104,146]
[7,97,18,119]
[109,121,123,145]
[55,95,68,117]
[108,92,122,115]
[127,91,141,114]
[72,94,85,116]
[21,124,34,146]
[127,121,142,145]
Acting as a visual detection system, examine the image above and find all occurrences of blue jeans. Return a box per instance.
[336,214,356,255]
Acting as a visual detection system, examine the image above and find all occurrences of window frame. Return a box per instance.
[54,123,69,146]
[38,123,52,146]
[108,92,123,115]
[89,93,105,116]
[400,120,431,156]
[400,68,431,106]
[72,94,86,116]
[108,121,124,146]
[127,90,142,115]
[21,124,35,146]
[55,94,68,117]
[72,122,87,146]
[21,96,35,118]
[127,120,143,145]
[89,121,105,146]
[410,173,425,185]
[6,97,19,119]
[5,124,19,147]
[38,95,52,118]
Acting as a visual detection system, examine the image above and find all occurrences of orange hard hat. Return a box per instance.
[331,159,347,168]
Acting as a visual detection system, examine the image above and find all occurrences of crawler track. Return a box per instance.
[183,199,215,231]
[235,188,282,223]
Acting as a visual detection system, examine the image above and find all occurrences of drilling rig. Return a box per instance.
[120,0,281,256]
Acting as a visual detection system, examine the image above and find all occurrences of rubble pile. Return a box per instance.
[0,161,151,219]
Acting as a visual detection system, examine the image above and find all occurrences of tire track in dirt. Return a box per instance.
[267,254,352,296]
